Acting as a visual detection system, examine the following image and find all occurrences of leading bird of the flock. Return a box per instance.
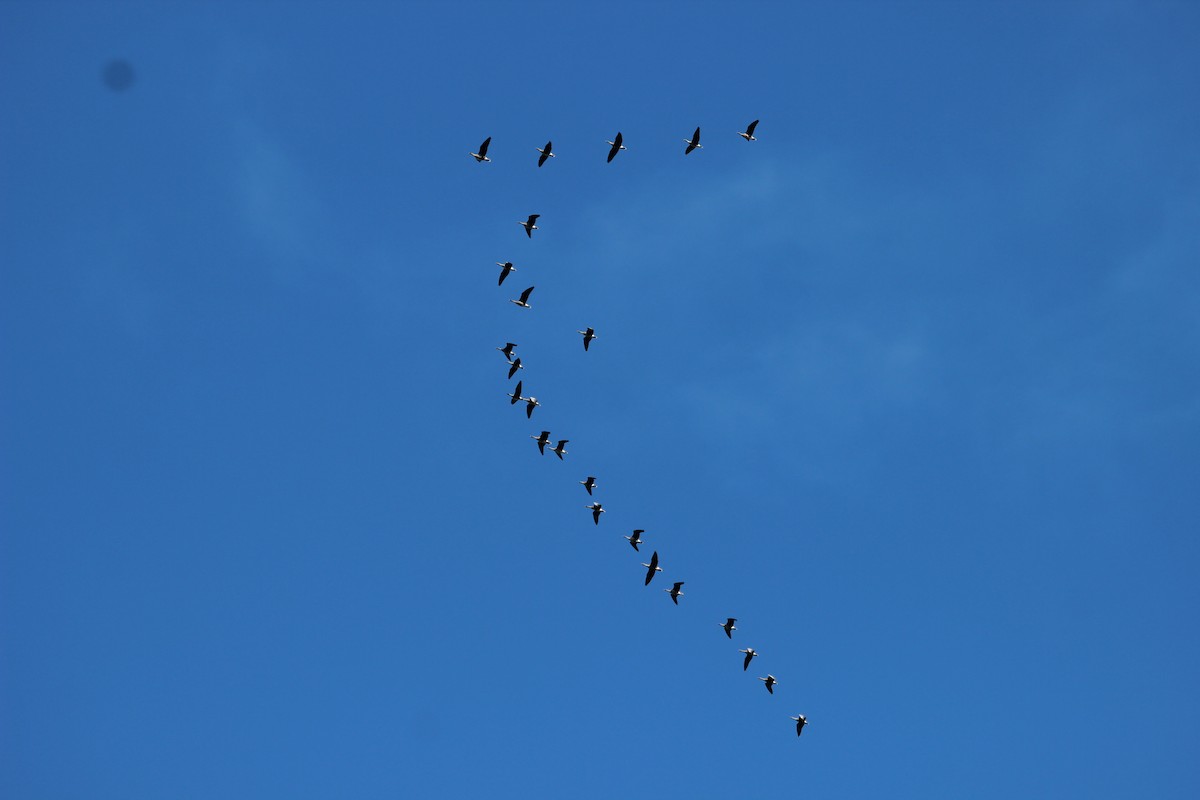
[496,261,516,286]
[625,529,644,551]
[507,357,523,379]
[642,550,663,585]
[665,581,685,605]
[510,286,535,309]
[586,502,604,525]
[739,647,758,671]
[759,675,778,695]
[791,715,807,737]
[551,439,569,460]
[738,119,759,141]
[578,327,596,351]
[579,476,597,495]
[497,342,517,361]
[536,140,555,167]
[606,131,626,163]
[684,127,702,155]
[470,136,492,162]
[519,214,540,238]
[532,430,551,455]
[720,618,737,639]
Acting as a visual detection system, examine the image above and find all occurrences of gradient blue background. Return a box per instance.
[2,1,1198,796]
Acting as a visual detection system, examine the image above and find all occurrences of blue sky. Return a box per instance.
[2,1,1198,796]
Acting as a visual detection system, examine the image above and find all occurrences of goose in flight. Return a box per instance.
[497,342,517,361]
[536,140,555,167]
[510,286,535,309]
[579,476,597,495]
[551,439,569,460]
[518,214,540,238]
[719,618,737,639]
[508,382,539,418]
[578,327,596,351]
[470,136,492,162]
[496,261,516,286]
[739,648,758,671]
[507,357,523,379]
[791,715,807,737]
[684,127,702,155]
[758,675,778,695]
[642,551,662,585]
[625,529,644,551]
[606,131,626,163]
[586,501,604,525]
[531,430,551,455]
[738,119,759,141]
[665,581,684,605]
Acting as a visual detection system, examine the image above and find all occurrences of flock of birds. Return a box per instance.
[473,120,807,740]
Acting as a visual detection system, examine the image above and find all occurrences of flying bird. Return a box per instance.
[739,648,758,671]
[720,618,737,639]
[758,675,778,694]
[508,382,540,417]
[606,131,626,163]
[578,327,596,351]
[625,529,644,551]
[665,581,685,604]
[531,430,550,455]
[642,551,662,585]
[518,214,540,238]
[497,342,517,361]
[579,476,597,495]
[470,136,492,162]
[536,140,555,167]
[684,127,702,155]
[496,261,516,286]
[791,715,807,737]
[738,119,759,141]
[510,286,535,309]
[507,357,523,379]
[586,502,604,524]
[551,439,569,460]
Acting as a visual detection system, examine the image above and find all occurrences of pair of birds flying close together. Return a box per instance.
[531,430,568,460]
[472,120,759,165]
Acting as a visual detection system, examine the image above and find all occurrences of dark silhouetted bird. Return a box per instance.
[759,675,778,694]
[507,357,523,379]
[531,430,550,455]
[586,502,604,524]
[642,551,662,585]
[578,327,596,351]
[720,618,737,639]
[738,120,759,141]
[518,214,540,238]
[497,342,517,361]
[551,439,569,460]
[510,286,535,309]
[536,141,555,167]
[625,529,644,551]
[471,137,492,162]
[606,132,626,163]
[496,261,516,286]
[665,582,685,604]
[684,127,702,155]
[791,715,807,737]
[739,648,758,671]
[579,476,597,495]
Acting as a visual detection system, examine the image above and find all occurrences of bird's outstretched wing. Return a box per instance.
[525,402,535,419]
[479,137,491,156]
[511,381,522,404]
[746,120,759,137]
[743,652,753,671]
[519,286,534,303]
[538,150,548,168]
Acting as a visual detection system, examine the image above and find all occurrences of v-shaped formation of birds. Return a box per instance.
[477,121,806,741]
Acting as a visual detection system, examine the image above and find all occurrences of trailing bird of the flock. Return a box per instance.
[473,120,806,739]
